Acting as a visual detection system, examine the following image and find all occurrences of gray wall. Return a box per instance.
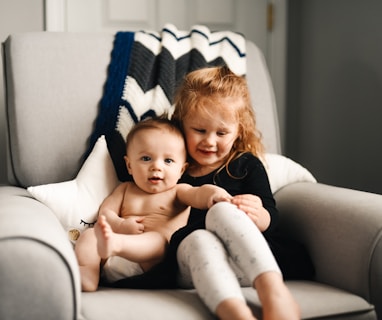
[0,0,45,184]
[287,0,382,194]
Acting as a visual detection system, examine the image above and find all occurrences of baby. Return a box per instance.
[75,116,231,291]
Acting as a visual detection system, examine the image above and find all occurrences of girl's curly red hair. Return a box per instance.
[172,65,264,170]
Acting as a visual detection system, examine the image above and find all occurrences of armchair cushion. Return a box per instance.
[27,136,119,243]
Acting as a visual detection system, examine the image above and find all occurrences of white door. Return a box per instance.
[45,0,287,146]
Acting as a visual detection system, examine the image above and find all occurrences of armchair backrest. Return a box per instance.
[2,32,280,188]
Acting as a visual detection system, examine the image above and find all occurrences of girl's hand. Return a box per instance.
[117,216,145,234]
[231,194,270,232]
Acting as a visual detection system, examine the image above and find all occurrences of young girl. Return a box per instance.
[169,66,300,320]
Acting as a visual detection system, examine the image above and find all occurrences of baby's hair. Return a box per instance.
[125,114,186,158]
[172,65,264,170]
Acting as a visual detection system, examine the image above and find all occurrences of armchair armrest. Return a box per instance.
[274,182,382,317]
[0,186,81,320]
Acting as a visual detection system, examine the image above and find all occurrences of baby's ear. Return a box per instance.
[124,156,132,174]
[181,162,189,175]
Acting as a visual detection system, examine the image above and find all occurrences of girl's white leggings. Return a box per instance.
[176,202,281,313]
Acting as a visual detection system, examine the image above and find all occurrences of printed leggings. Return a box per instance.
[176,202,281,313]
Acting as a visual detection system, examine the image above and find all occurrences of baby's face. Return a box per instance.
[125,128,187,194]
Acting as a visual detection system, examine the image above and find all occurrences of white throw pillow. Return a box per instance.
[27,135,120,243]
[264,153,317,194]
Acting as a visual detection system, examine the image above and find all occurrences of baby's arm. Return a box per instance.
[98,183,144,234]
[176,183,232,209]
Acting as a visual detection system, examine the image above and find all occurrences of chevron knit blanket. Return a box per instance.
[89,24,247,181]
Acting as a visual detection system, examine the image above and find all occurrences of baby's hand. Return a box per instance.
[208,189,232,208]
[118,216,145,234]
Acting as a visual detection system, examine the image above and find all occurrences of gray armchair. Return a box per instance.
[1,32,381,320]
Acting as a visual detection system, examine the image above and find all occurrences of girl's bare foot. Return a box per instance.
[254,272,300,320]
[216,298,257,320]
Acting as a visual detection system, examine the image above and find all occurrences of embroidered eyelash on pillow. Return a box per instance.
[27,135,119,244]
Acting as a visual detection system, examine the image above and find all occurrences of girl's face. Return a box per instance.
[182,96,240,176]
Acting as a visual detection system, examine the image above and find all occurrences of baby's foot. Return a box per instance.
[94,216,115,259]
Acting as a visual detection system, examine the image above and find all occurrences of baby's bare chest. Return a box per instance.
[120,189,184,229]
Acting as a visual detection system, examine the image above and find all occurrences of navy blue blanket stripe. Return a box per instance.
[88,31,135,154]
